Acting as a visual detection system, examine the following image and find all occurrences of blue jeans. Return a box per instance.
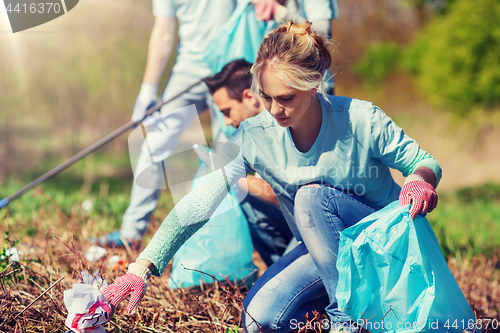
[243,185,378,333]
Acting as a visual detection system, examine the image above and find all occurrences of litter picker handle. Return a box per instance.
[0,79,204,209]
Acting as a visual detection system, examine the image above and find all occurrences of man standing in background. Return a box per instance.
[98,0,237,247]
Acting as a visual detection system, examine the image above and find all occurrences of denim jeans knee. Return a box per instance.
[242,244,330,333]
[294,184,378,326]
[294,185,328,229]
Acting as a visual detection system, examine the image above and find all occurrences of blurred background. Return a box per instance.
[1,0,499,257]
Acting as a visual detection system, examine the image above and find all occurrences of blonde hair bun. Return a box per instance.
[251,21,333,97]
[282,21,310,35]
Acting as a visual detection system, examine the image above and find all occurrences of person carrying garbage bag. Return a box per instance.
[97,0,239,247]
[99,21,467,333]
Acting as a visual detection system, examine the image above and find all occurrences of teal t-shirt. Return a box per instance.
[227,95,441,239]
[286,0,338,22]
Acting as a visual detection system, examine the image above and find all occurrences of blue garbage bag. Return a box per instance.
[336,201,478,333]
[204,0,273,139]
[169,148,257,288]
[204,0,271,74]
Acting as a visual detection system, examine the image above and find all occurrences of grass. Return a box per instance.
[0,227,253,332]
[0,154,132,234]
[0,161,253,332]
[3,161,499,259]
[1,164,499,331]
[428,183,500,258]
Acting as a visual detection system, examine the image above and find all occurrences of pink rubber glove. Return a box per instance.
[251,0,278,22]
[399,174,438,220]
[101,263,151,315]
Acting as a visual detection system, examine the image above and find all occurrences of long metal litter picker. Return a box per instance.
[0,80,203,209]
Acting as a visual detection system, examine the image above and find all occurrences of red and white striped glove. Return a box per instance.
[101,263,151,315]
[399,174,438,220]
[251,0,279,22]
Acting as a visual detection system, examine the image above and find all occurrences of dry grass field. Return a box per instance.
[0,212,498,332]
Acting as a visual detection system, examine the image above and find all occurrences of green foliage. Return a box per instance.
[0,177,131,235]
[0,152,175,242]
[226,325,240,333]
[402,36,429,75]
[456,183,500,203]
[0,231,41,285]
[354,42,402,86]
[428,183,500,258]
[404,0,500,112]
[0,232,22,283]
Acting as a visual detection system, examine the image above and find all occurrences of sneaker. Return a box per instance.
[92,231,127,248]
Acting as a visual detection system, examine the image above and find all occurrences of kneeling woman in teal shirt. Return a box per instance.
[102,22,441,333]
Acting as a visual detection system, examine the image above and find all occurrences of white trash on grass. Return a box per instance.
[85,245,107,262]
[82,200,94,213]
[64,284,111,333]
[80,270,108,290]
[1,247,20,262]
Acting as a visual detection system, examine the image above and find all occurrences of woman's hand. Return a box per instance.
[101,262,152,315]
[399,173,438,219]
[251,0,279,22]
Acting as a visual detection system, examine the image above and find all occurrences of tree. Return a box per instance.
[406,0,500,112]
